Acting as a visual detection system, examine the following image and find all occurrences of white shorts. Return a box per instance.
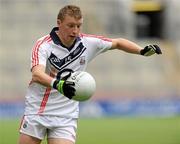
[19,115,77,143]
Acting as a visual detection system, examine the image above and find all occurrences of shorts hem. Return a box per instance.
[47,136,75,143]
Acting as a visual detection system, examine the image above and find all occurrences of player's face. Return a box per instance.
[57,15,83,47]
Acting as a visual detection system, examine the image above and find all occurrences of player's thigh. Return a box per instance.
[18,133,41,144]
[48,138,74,144]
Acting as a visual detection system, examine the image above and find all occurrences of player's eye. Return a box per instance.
[67,24,74,28]
[77,24,81,28]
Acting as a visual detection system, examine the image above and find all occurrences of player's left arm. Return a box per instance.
[111,38,162,56]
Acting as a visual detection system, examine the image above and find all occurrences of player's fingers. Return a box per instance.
[153,45,162,54]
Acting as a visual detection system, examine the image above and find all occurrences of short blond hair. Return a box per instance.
[57,5,82,21]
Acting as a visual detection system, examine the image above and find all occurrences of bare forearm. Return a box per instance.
[32,71,53,87]
[111,38,142,54]
[31,65,53,88]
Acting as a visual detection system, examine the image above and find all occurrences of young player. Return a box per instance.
[18,5,162,144]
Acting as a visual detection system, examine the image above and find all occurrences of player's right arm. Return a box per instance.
[31,65,75,99]
[31,64,53,88]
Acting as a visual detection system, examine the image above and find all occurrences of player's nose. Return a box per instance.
[72,26,79,34]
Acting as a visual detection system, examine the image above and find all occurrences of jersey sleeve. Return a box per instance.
[31,40,48,70]
[96,37,112,54]
[82,35,112,62]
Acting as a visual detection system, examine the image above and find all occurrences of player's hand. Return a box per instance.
[52,68,75,99]
[140,45,162,56]
[56,80,75,99]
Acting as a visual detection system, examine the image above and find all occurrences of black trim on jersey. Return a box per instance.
[50,27,81,51]
[48,42,86,71]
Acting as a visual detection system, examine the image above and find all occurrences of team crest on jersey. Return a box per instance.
[79,56,86,65]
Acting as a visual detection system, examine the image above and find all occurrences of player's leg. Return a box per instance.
[48,138,74,144]
[18,133,41,144]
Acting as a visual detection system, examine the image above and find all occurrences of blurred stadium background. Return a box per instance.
[0,0,180,144]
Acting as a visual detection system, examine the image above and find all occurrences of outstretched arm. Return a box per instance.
[111,38,162,56]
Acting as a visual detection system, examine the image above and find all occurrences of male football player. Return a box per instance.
[18,4,162,144]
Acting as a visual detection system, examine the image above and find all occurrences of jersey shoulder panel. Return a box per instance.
[79,33,112,42]
[31,34,52,68]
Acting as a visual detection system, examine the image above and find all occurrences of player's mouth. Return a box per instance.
[70,35,77,39]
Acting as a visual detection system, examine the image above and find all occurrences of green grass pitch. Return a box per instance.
[0,117,180,144]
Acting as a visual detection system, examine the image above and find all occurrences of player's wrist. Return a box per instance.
[50,78,59,89]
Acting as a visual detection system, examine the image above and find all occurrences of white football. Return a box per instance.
[67,71,96,101]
